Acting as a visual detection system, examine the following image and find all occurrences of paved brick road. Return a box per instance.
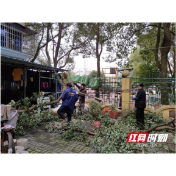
[16,126,96,154]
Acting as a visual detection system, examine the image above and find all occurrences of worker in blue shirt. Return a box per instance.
[57,83,78,123]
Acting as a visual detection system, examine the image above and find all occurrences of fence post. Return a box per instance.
[122,70,131,113]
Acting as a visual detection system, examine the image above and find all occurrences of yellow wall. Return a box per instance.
[156,105,176,121]
[144,108,155,114]
[122,78,131,113]
[144,105,176,121]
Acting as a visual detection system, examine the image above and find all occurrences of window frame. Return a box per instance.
[1,23,24,52]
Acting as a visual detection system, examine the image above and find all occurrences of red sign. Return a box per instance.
[127,133,148,143]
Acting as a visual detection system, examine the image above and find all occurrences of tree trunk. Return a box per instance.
[154,23,161,71]
[172,49,175,104]
[160,52,169,104]
[160,23,171,105]
[54,23,63,68]
[96,23,100,98]
[173,50,176,104]
[96,55,100,98]
[46,24,52,66]
[173,49,175,78]
[54,60,57,68]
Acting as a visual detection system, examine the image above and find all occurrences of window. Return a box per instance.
[1,26,6,47]
[1,23,22,52]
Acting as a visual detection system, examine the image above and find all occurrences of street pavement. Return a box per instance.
[16,126,96,154]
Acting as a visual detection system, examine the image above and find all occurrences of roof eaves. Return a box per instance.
[15,23,37,35]
[1,56,68,72]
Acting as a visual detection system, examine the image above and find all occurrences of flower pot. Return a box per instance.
[104,109,119,119]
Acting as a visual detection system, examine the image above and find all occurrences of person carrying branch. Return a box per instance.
[57,83,78,123]
[133,83,146,130]
[72,80,87,115]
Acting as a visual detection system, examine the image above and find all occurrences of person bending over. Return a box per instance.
[57,83,78,123]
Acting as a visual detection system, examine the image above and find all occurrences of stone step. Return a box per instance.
[16,138,28,150]
[18,151,29,154]
[15,146,24,153]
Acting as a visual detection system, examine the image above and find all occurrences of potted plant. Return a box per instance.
[104,104,119,119]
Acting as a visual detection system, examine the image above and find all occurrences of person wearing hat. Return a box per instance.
[57,83,78,123]
[133,83,146,130]
[72,81,87,115]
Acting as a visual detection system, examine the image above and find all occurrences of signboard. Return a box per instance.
[37,97,51,114]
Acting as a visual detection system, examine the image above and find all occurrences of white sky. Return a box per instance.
[73,55,118,73]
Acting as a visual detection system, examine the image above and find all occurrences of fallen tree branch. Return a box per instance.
[18,92,64,113]
[144,119,175,133]
[154,126,175,131]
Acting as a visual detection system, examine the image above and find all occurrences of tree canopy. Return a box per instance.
[88,70,103,80]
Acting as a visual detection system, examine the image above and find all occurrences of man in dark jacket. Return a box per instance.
[72,81,87,115]
[133,83,146,130]
[57,83,78,123]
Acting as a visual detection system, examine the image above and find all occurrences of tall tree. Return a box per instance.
[44,23,85,69]
[77,23,120,97]
[25,23,88,70]
[116,23,175,104]
[25,23,60,63]
[88,70,103,80]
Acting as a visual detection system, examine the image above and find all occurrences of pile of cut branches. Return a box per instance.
[92,110,175,153]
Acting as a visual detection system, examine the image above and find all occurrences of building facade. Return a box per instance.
[1,23,67,105]
[1,23,36,60]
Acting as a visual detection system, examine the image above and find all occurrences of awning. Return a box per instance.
[1,47,33,60]
[1,56,68,72]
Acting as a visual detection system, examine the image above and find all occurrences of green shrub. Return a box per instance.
[108,104,117,113]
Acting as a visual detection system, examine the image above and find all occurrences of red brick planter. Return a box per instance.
[104,109,119,119]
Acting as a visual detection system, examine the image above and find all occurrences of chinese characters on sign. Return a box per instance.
[127,133,168,143]
[127,133,148,143]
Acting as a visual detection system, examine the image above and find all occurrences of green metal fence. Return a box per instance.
[99,77,122,107]
[84,77,122,108]
[85,72,175,110]
[131,72,176,110]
